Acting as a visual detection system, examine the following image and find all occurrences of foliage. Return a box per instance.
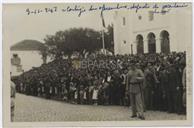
[44,26,114,59]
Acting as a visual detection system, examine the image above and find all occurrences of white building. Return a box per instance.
[113,3,192,55]
[11,40,52,76]
[11,51,45,75]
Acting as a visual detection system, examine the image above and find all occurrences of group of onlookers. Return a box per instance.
[12,52,186,116]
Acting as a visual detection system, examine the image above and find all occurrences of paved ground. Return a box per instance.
[14,93,186,122]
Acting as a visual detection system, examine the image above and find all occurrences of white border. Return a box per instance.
[1,0,193,127]
[2,0,194,3]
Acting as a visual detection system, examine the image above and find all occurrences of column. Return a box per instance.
[144,39,148,53]
[156,38,161,53]
[133,41,137,54]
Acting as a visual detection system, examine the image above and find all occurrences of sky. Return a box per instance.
[3,3,114,46]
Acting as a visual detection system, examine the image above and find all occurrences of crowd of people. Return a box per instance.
[12,52,186,115]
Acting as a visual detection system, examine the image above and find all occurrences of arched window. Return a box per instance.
[136,35,144,54]
[147,32,156,54]
[160,30,170,54]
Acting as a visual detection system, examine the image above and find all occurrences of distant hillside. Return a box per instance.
[11,40,46,51]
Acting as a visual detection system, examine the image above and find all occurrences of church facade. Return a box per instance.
[113,3,192,55]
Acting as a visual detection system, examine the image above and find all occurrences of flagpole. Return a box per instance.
[102,29,105,55]
[101,13,106,55]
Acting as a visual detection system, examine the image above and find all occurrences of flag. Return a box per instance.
[101,13,106,28]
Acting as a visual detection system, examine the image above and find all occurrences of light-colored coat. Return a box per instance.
[126,69,144,94]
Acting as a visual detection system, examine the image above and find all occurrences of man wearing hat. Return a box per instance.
[126,61,145,120]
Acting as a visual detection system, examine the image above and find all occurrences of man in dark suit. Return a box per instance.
[167,64,177,113]
[143,63,155,110]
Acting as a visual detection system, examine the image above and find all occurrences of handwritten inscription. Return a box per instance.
[25,3,189,17]
[26,7,57,15]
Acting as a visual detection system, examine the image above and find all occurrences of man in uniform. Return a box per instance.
[126,62,145,120]
[11,80,16,122]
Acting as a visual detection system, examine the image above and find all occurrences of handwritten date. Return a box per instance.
[26,7,57,15]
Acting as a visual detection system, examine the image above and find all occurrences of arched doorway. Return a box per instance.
[147,33,156,54]
[136,35,144,54]
[160,30,170,54]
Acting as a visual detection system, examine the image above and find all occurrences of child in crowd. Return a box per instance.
[92,86,99,105]
[69,82,76,103]
[83,87,88,104]
[79,85,84,104]
[74,89,78,104]
[62,87,68,101]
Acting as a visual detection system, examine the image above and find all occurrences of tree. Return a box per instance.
[44,28,102,59]
[39,44,48,64]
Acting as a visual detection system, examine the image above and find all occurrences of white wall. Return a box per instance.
[11,50,52,76]
[114,4,192,55]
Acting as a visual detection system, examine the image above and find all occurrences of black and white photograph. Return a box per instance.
[3,1,193,127]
